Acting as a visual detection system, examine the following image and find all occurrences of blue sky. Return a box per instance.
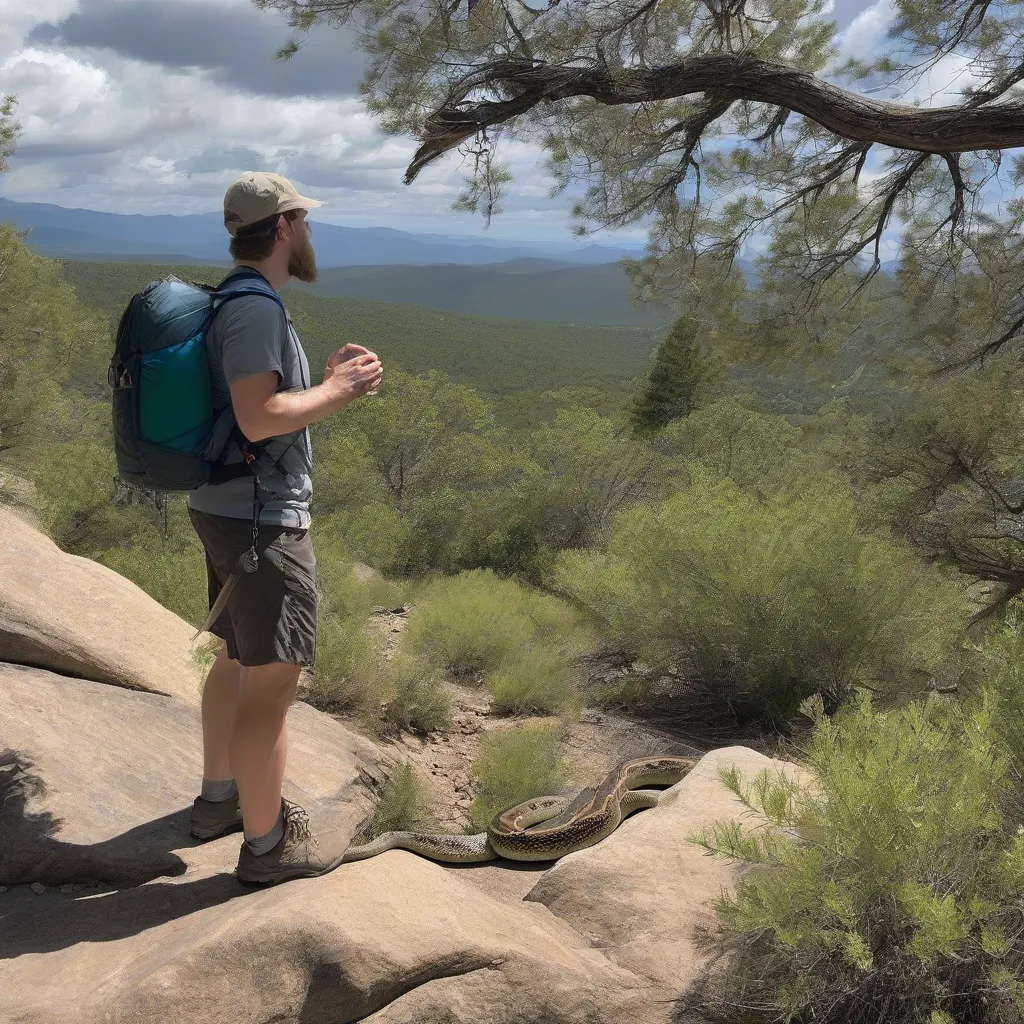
[0,1,928,242]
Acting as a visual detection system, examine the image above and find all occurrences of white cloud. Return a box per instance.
[0,9,633,240]
[837,0,895,61]
[0,0,79,58]
[835,0,981,105]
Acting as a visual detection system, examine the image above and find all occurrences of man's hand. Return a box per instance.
[327,344,372,370]
[323,344,383,401]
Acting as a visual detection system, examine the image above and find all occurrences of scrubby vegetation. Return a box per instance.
[554,466,969,725]
[467,720,570,831]
[691,621,1024,1024]
[399,569,595,716]
[55,258,659,426]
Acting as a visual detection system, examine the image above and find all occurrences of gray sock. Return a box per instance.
[200,778,238,803]
[245,809,285,856]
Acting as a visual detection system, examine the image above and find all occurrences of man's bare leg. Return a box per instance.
[230,661,301,840]
[201,646,242,782]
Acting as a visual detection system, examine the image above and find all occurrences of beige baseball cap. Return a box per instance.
[223,171,325,236]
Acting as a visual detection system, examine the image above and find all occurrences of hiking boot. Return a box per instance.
[235,799,348,886]
[190,793,244,840]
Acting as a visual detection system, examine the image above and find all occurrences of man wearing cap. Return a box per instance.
[186,171,383,885]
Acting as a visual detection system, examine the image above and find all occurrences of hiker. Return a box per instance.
[186,171,383,885]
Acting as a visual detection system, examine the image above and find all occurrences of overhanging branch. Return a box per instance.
[405,53,1024,183]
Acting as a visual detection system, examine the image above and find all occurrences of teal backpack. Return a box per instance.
[108,267,292,494]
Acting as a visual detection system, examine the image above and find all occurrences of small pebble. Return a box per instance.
[60,884,74,894]
[0,885,7,894]
[31,882,46,895]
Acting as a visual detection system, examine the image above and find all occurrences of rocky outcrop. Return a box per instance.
[525,746,805,994]
[0,503,807,1024]
[0,681,793,1024]
[0,507,205,704]
[0,662,387,887]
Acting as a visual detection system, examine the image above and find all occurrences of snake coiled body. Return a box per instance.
[341,755,697,864]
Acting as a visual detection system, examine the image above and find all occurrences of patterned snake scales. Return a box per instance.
[340,755,698,864]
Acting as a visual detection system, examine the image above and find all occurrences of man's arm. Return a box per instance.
[219,296,364,442]
[230,371,352,443]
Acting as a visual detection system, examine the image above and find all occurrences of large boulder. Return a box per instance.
[0,506,205,704]
[0,851,662,1024]
[0,660,666,1024]
[524,746,808,997]
[0,638,808,1024]
[0,662,389,886]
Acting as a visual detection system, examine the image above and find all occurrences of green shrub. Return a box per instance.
[468,720,569,830]
[97,510,209,626]
[301,538,409,721]
[402,569,536,676]
[691,691,1024,1024]
[0,222,104,473]
[304,613,384,717]
[400,568,597,712]
[32,427,163,558]
[553,466,968,725]
[653,398,804,491]
[318,505,412,576]
[376,653,454,737]
[975,605,1024,818]
[488,644,583,717]
[525,403,662,551]
[357,761,439,842]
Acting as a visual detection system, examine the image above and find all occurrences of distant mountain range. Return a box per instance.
[0,197,642,267]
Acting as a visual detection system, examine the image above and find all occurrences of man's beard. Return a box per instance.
[288,232,318,284]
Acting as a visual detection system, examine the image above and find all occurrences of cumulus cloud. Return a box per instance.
[836,0,981,104]
[837,0,896,61]
[26,0,366,98]
[0,17,621,240]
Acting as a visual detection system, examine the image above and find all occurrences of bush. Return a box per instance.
[402,569,536,678]
[400,568,597,714]
[304,613,384,718]
[488,643,584,717]
[317,505,412,577]
[653,398,801,486]
[553,466,968,725]
[356,761,439,843]
[0,222,105,473]
[99,529,209,626]
[975,605,1024,819]
[468,720,569,831]
[376,652,454,737]
[691,689,1024,1024]
[526,403,662,551]
[301,534,411,722]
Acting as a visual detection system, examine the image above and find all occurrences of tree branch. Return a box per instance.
[405,53,1024,183]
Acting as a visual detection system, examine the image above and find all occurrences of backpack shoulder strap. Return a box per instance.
[213,280,286,314]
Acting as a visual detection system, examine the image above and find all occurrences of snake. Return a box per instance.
[340,754,698,864]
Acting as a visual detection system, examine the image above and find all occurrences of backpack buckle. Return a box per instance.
[108,364,132,389]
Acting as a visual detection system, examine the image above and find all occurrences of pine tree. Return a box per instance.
[630,315,708,434]
[0,95,20,175]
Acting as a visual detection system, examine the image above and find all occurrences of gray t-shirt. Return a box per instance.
[187,270,313,529]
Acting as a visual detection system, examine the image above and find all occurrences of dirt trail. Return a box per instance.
[331,606,706,833]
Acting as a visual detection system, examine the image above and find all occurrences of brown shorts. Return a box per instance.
[188,506,318,668]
